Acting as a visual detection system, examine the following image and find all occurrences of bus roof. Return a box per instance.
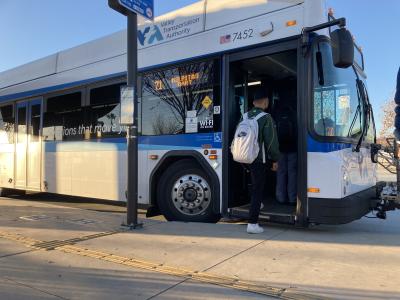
[0,0,327,102]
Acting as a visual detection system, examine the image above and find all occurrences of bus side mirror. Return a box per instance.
[330,28,354,68]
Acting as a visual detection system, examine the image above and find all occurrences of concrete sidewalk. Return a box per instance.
[0,196,400,300]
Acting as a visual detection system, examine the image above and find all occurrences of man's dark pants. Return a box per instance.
[248,162,267,224]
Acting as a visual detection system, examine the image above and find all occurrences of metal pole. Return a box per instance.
[126,12,141,228]
[394,140,400,200]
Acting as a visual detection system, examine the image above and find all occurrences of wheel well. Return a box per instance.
[149,151,220,215]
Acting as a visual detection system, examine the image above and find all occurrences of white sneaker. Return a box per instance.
[247,223,264,234]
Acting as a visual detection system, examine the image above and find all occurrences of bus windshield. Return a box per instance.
[312,41,366,140]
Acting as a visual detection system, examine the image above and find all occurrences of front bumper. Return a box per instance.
[308,185,379,225]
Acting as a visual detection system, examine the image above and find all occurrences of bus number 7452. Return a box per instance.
[232,29,254,42]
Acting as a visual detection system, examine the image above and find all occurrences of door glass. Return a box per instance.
[15,104,27,188]
[17,106,27,143]
[27,101,42,190]
[30,103,41,142]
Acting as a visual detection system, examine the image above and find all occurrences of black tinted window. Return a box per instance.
[43,92,83,141]
[88,83,127,139]
[47,92,81,112]
[0,105,14,144]
[141,60,221,136]
[90,84,121,106]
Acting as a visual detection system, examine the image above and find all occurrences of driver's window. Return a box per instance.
[313,42,362,139]
[313,88,359,137]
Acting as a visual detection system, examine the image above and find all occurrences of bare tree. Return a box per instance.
[5,122,14,143]
[143,61,215,133]
[152,114,181,135]
[379,93,396,138]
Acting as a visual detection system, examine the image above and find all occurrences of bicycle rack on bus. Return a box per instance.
[374,138,400,219]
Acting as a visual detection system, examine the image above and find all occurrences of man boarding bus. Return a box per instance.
[231,88,280,233]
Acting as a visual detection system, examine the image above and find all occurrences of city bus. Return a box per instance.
[0,0,382,226]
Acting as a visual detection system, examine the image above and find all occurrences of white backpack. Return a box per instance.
[231,112,267,164]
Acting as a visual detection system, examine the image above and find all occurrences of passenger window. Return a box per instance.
[141,60,221,136]
[88,83,127,139]
[30,103,41,142]
[43,92,83,141]
[0,105,14,144]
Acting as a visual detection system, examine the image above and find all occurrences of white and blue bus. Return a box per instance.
[0,0,381,226]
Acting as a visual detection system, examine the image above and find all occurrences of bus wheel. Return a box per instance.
[0,188,12,197]
[1,188,26,197]
[157,159,220,223]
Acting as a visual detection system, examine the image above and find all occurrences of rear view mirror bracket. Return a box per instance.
[302,17,355,69]
[302,17,346,55]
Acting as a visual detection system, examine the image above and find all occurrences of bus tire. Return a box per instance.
[157,159,220,223]
[0,188,25,197]
[0,188,12,197]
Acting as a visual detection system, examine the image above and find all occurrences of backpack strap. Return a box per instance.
[253,112,267,121]
[254,112,268,164]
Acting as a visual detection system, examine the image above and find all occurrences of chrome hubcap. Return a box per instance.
[171,174,211,216]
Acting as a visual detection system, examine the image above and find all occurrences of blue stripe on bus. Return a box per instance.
[44,134,350,153]
[0,53,219,103]
[44,132,223,152]
[140,133,222,149]
[307,135,352,153]
[0,72,126,103]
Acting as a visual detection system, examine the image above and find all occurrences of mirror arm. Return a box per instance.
[302,18,346,56]
[303,18,346,34]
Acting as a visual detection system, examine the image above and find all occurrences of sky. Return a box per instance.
[0,0,399,130]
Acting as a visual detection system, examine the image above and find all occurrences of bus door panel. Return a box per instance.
[15,103,27,188]
[26,100,42,190]
[15,100,42,190]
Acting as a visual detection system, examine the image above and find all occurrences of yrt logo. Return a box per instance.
[138,25,163,46]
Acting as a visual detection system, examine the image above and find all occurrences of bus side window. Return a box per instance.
[0,105,14,144]
[88,82,127,139]
[141,59,220,136]
[43,92,83,141]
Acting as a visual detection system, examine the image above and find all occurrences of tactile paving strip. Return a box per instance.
[0,230,330,300]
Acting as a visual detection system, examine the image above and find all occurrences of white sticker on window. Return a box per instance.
[185,117,198,133]
[338,95,350,109]
[213,106,221,115]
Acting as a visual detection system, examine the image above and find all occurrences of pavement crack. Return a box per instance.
[0,249,37,259]
[202,229,289,273]
[145,278,190,300]
[2,276,70,300]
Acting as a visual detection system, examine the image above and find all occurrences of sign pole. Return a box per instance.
[108,0,153,230]
[126,11,142,229]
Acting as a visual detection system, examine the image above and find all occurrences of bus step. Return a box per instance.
[229,205,295,225]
